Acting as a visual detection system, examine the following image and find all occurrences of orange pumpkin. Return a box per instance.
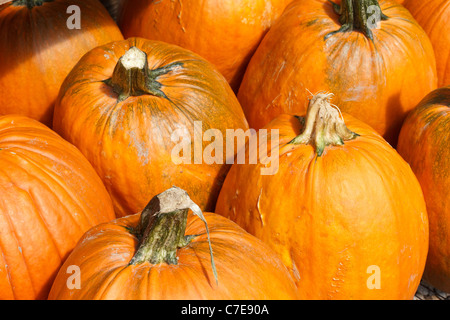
[48,187,299,300]
[118,0,291,92]
[397,86,450,293]
[215,93,429,299]
[237,0,437,146]
[0,115,115,300]
[53,38,249,217]
[402,0,450,87]
[0,0,123,127]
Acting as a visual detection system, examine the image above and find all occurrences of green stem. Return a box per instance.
[105,46,182,102]
[129,187,218,285]
[289,93,359,156]
[325,0,388,40]
[130,207,194,265]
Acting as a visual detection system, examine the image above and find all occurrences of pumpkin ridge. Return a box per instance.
[0,244,17,299]
[0,156,85,249]
[97,266,134,300]
[442,48,450,83]
[0,188,37,299]
[0,173,62,299]
[422,1,449,31]
[0,149,99,230]
[85,266,128,300]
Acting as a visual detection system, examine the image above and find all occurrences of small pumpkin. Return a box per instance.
[237,0,437,146]
[53,38,249,217]
[0,0,124,127]
[215,93,429,299]
[48,187,299,300]
[0,115,115,300]
[397,86,450,293]
[402,0,450,87]
[117,0,291,92]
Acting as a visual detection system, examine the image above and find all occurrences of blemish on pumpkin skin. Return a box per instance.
[408,273,419,290]
[306,19,318,27]
[289,248,301,283]
[262,1,273,29]
[265,94,282,110]
[256,188,264,227]
[328,254,350,298]
[273,60,286,83]
[177,0,186,33]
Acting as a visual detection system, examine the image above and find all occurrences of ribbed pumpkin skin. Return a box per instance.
[397,86,450,293]
[237,0,437,146]
[0,115,115,300]
[118,0,291,92]
[48,212,299,300]
[53,38,249,218]
[403,0,450,87]
[100,0,124,21]
[215,113,429,299]
[0,0,123,127]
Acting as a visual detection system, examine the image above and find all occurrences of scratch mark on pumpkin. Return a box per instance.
[273,60,286,83]
[290,249,301,283]
[265,94,281,110]
[177,0,186,33]
[256,188,264,227]
[408,273,418,290]
[285,90,295,112]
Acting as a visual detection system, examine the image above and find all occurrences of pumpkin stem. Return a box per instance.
[130,187,218,284]
[12,0,52,9]
[289,92,359,156]
[105,46,182,102]
[325,0,388,40]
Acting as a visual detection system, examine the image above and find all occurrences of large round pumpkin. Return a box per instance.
[215,93,429,299]
[0,115,115,300]
[402,0,450,87]
[397,86,450,293]
[237,0,437,146]
[0,0,123,127]
[117,0,291,92]
[48,187,299,300]
[53,38,249,217]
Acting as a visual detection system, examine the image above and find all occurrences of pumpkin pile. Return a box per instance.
[0,0,448,300]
